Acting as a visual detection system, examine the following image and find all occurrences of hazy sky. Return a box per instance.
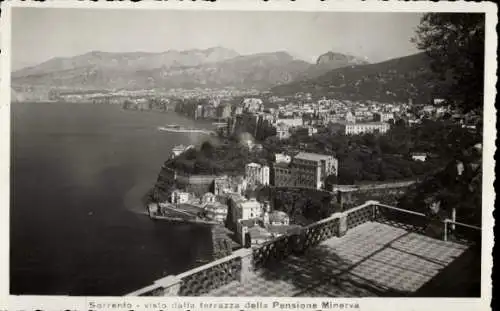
[12,8,423,70]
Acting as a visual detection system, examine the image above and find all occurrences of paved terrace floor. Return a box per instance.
[206,222,477,297]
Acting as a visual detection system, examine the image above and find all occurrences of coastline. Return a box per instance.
[157,126,216,135]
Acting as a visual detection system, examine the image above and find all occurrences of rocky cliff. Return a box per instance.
[316,51,368,70]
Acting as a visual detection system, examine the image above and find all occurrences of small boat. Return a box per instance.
[164,124,181,129]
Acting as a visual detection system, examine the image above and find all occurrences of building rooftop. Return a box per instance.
[239,200,261,209]
[246,162,261,168]
[347,122,388,126]
[294,152,332,162]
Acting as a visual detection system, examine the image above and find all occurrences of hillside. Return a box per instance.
[398,143,482,231]
[12,49,365,92]
[271,52,451,103]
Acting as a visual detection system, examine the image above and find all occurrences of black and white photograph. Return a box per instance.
[1,1,495,308]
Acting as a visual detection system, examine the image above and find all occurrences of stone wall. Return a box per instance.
[336,180,416,208]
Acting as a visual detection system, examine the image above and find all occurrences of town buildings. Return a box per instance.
[213,175,248,196]
[276,123,291,140]
[242,98,263,113]
[293,152,338,189]
[171,190,189,204]
[245,163,270,186]
[272,152,338,190]
[226,195,293,247]
[344,122,390,135]
[274,153,292,164]
[217,103,232,119]
[273,117,303,128]
[204,202,228,223]
[373,112,395,123]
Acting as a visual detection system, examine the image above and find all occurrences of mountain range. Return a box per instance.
[12,47,446,103]
[12,47,368,91]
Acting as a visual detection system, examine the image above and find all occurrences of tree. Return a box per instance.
[413,13,485,114]
[201,141,215,158]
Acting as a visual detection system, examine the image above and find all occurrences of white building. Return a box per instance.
[306,126,318,136]
[274,117,303,128]
[345,122,390,135]
[170,190,189,204]
[423,105,436,114]
[233,198,262,222]
[264,210,290,226]
[411,153,428,162]
[436,106,449,116]
[274,153,292,164]
[276,123,291,140]
[261,166,270,186]
[200,192,217,205]
[374,112,394,123]
[345,111,356,124]
[204,203,228,223]
[245,163,270,186]
[242,98,263,113]
[433,98,446,105]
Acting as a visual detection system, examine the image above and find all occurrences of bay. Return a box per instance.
[10,102,214,296]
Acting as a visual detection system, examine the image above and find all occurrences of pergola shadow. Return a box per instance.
[255,222,476,297]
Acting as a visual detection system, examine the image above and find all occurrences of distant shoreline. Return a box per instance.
[157,126,216,135]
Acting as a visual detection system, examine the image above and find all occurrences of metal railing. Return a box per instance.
[373,202,428,234]
[444,219,482,244]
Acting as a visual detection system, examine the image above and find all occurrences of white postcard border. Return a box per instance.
[0,1,496,311]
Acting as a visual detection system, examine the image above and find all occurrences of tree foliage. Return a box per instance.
[413,13,485,113]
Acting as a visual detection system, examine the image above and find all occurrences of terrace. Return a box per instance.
[128,201,481,297]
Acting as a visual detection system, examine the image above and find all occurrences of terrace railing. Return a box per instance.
[301,214,340,250]
[252,233,297,270]
[252,201,375,270]
[346,201,375,230]
[444,219,482,245]
[128,201,481,297]
[372,202,428,234]
[127,248,251,297]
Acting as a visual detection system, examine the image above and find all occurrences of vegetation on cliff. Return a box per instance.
[396,13,485,232]
[164,139,268,176]
[398,148,482,227]
[413,13,484,114]
[257,186,339,225]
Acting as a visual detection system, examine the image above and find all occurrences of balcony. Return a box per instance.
[127,201,481,297]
